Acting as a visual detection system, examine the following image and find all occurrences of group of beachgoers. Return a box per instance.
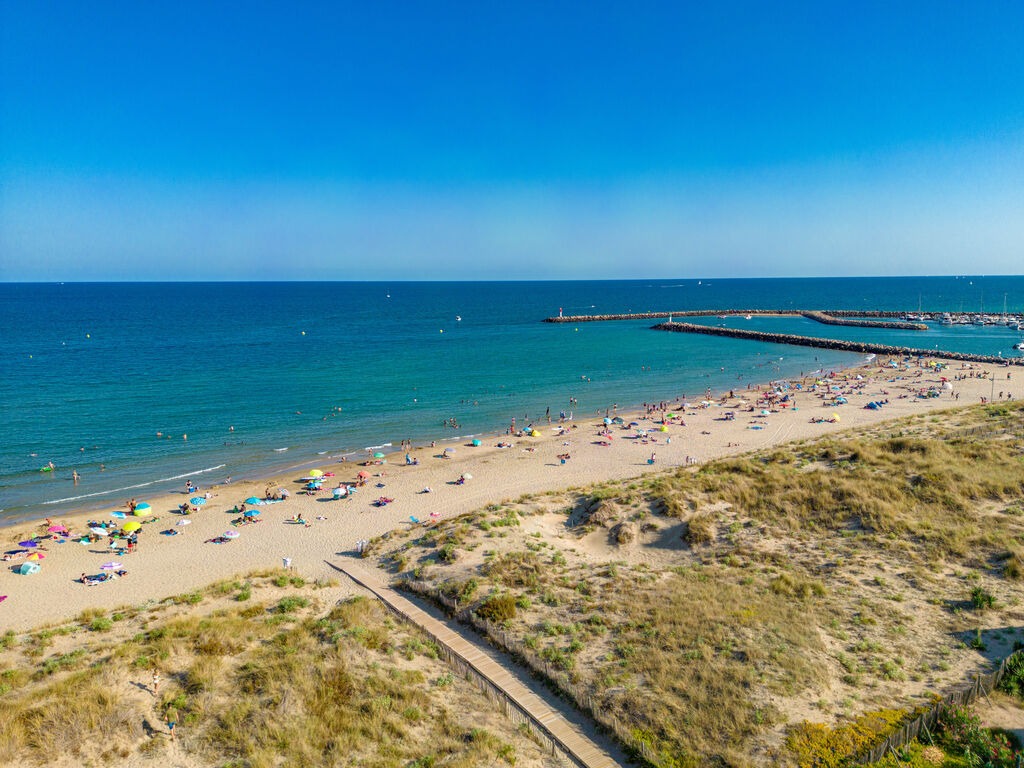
[6,354,1012,609]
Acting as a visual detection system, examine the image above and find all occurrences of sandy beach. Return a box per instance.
[2,357,1020,633]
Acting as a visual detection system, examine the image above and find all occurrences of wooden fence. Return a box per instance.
[402,579,1023,768]
[400,580,664,765]
[854,648,1024,764]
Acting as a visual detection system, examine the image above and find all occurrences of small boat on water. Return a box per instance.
[744,314,752,320]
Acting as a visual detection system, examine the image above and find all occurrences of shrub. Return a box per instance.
[998,652,1024,699]
[476,594,517,623]
[276,596,309,614]
[970,587,995,610]
[89,617,113,632]
[685,513,714,545]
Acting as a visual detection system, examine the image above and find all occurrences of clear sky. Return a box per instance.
[2,1,1023,281]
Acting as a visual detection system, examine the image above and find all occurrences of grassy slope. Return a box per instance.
[0,571,553,768]
[370,402,1024,767]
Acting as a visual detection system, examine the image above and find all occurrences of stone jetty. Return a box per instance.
[651,322,1024,366]
[544,310,927,330]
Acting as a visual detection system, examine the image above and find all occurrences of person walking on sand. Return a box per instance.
[152,669,160,696]
[165,704,178,741]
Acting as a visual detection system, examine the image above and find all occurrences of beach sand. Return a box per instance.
[2,358,1020,632]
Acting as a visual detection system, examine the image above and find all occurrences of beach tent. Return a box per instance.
[133,503,152,516]
[471,439,481,446]
[18,562,40,575]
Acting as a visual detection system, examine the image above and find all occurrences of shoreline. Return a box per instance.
[0,356,861,530]
[2,355,1019,632]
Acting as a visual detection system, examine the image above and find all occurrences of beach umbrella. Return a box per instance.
[47,525,68,533]
[471,439,481,447]
[243,509,261,517]
[603,418,612,425]
[89,527,108,535]
[309,469,323,477]
[373,452,385,458]
[176,520,191,526]
[659,425,668,432]
[27,553,45,560]
[122,521,141,532]
[357,471,370,478]
[100,562,121,569]
[18,540,38,548]
[18,562,40,575]
[110,511,127,519]
[245,497,262,504]
[133,503,152,516]
[223,530,240,538]
[190,497,206,505]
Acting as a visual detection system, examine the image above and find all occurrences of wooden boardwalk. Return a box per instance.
[332,561,623,768]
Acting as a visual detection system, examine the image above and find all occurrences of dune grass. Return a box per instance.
[373,401,1024,767]
[652,401,1024,563]
[0,572,541,767]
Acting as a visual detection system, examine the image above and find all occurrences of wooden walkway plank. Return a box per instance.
[331,561,624,768]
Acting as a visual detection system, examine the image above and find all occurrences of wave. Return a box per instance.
[363,443,392,451]
[273,447,289,452]
[40,465,226,505]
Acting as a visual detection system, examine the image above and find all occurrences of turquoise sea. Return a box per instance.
[2,277,1023,524]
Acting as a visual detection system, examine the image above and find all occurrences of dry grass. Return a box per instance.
[372,401,1024,767]
[0,571,549,768]
[652,402,1024,562]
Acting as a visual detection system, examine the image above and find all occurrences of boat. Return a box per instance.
[456,316,461,322]
[744,314,752,320]
[1014,342,1024,351]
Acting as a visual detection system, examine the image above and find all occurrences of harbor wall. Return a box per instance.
[544,310,926,329]
[650,322,1024,366]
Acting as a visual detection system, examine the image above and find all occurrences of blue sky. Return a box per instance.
[2,1,1023,280]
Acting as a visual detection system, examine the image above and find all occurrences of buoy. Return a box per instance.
[440,329,444,333]
[86,334,90,338]
[574,328,578,331]
[301,331,306,335]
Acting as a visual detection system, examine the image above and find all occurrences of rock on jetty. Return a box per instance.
[544,310,927,330]
[651,322,1024,366]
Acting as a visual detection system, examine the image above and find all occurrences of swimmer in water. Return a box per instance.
[72,470,80,484]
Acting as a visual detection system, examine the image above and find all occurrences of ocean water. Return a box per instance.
[2,277,1023,523]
